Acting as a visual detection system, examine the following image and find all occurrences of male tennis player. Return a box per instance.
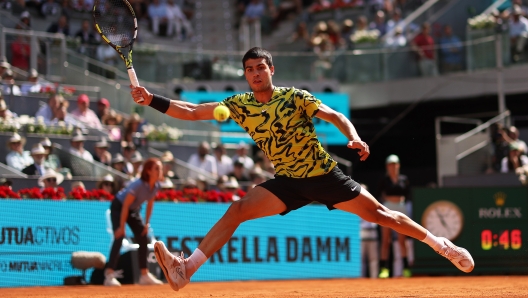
[130,47,474,291]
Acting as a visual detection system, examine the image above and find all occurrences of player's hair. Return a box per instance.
[242,47,273,68]
[140,157,161,182]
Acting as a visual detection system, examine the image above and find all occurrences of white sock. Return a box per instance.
[421,231,444,251]
[186,248,208,276]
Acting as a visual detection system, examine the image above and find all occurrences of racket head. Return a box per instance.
[93,0,138,67]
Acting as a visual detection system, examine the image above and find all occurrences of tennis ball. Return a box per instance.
[214,105,230,122]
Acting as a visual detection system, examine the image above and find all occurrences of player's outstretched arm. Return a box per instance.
[130,85,217,121]
[315,104,370,161]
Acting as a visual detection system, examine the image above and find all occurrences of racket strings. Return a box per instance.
[93,0,136,47]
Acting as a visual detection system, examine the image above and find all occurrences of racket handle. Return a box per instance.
[128,68,139,87]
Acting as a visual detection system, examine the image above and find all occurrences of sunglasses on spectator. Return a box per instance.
[102,182,113,186]
[46,178,57,182]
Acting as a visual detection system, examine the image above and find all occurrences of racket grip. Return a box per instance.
[128,68,139,87]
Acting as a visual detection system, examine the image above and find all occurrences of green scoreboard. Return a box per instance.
[413,186,528,275]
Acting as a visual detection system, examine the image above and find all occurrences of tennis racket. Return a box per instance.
[93,0,139,87]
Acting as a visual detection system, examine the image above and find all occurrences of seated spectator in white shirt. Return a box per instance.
[70,94,102,128]
[231,141,254,172]
[509,5,528,61]
[188,141,217,179]
[0,98,17,120]
[22,144,49,176]
[148,0,168,36]
[68,132,94,162]
[501,142,528,173]
[20,68,43,95]
[384,26,407,49]
[50,100,85,128]
[93,138,112,165]
[213,143,233,177]
[36,93,64,123]
[6,133,33,171]
[1,69,21,96]
[167,0,194,40]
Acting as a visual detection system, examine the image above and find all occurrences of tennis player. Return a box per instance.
[130,47,474,291]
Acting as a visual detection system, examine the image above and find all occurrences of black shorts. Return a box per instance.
[259,166,362,215]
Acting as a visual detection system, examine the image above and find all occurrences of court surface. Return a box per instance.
[2,276,528,297]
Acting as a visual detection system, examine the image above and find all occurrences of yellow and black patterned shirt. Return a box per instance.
[220,87,337,178]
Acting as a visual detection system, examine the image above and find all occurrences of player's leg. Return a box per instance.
[334,188,474,273]
[154,186,286,291]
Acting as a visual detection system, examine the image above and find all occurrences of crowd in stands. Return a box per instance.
[489,124,528,178]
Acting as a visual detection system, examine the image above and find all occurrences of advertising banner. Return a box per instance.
[180,91,350,145]
[0,201,360,287]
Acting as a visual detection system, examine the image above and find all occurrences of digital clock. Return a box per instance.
[481,229,522,250]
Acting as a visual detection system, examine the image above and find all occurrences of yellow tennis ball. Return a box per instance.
[214,105,230,122]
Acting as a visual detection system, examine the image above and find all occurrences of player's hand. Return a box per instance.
[347,140,370,161]
[114,226,125,238]
[130,85,152,105]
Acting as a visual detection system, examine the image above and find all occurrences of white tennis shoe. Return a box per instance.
[138,272,163,285]
[436,237,475,273]
[104,269,123,286]
[154,241,189,291]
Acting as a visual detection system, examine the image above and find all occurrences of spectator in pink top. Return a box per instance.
[71,94,102,128]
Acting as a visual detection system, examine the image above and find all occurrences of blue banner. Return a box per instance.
[0,201,360,287]
[181,91,350,145]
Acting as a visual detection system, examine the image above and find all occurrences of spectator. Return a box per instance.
[187,141,217,179]
[228,158,251,187]
[509,5,528,62]
[490,124,511,173]
[243,0,265,23]
[340,19,354,49]
[501,143,528,173]
[166,0,193,41]
[248,168,267,189]
[10,35,30,70]
[439,25,463,73]
[326,20,342,47]
[71,94,103,128]
[411,23,438,77]
[70,181,86,192]
[36,93,64,122]
[130,151,144,178]
[0,61,10,77]
[71,0,93,12]
[40,137,62,171]
[386,8,405,37]
[50,100,85,128]
[384,26,406,48]
[96,98,110,120]
[2,69,22,96]
[69,132,94,162]
[503,126,527,155]
[122,113,142,143]
[38,169,64,189]
[333,0,360,9]
[147,0,168,36]
[121,142,136,175]
[93,138,112,165]
[21,69,43,95]
[160,151,178,179]
[0,98,17,120]
[47,14,70,36]
[288,21,311,50]
[101,109,122,141]
[97,174,116,195]
[269,0,302,29]
[41,0,61,17]
[17,11,31,30]
[6,133,33,171]
[159,177,175,190]
[74,19,100,57]
[213,143,233,177]
[111,153,127,174]
[369,10,387,36]
[22,144,49,176]
[312,34,334,80]
[0,178,13,189]
[231,141,254,172]
[96,39,120,71]
[224,176,242,201]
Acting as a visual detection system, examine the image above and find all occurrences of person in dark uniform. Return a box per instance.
[104,158,164,287]
[378,154,412,278]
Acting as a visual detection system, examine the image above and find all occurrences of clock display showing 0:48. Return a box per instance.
[481,229,521,250]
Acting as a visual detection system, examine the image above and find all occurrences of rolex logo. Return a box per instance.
[494,192,506,207]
